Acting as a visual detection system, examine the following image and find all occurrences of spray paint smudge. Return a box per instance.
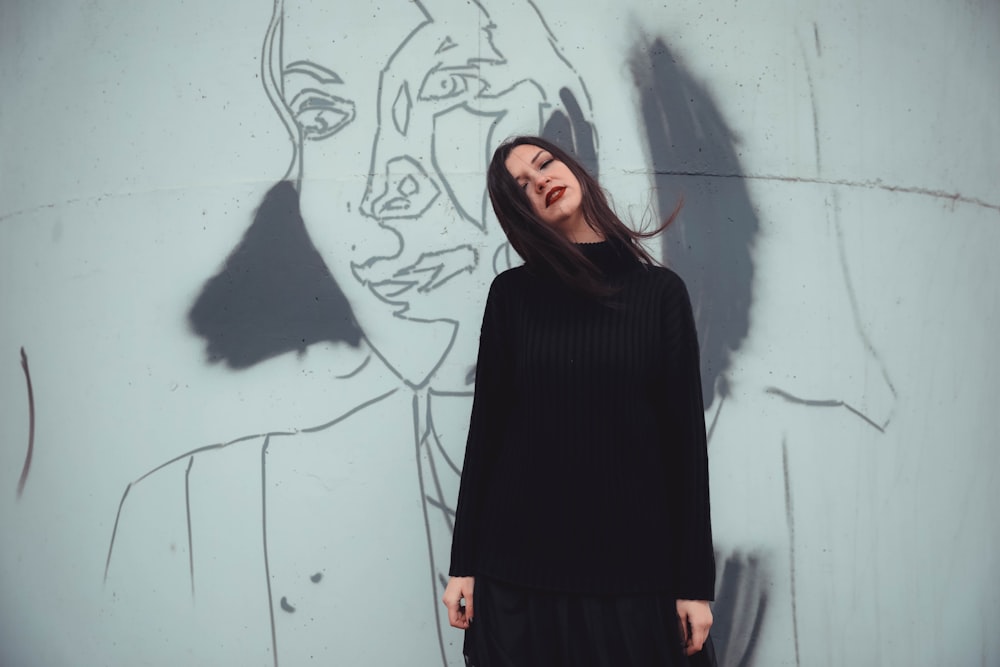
[17,347,36,499]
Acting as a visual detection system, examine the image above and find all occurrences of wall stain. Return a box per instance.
[17,347,36,500]
[782,438,801,667]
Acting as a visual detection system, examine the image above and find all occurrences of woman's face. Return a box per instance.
[504,144,588,240]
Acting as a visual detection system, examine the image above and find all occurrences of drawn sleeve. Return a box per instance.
[449,276,514,577]
[665,273,716,600]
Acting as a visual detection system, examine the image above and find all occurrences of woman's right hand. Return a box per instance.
[442,576,475,629]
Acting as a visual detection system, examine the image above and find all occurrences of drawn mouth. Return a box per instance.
[545,186,566,208]
[352,245,480,305]
[368,279,419,300]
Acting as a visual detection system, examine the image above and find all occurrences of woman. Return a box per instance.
[443,136,715,666]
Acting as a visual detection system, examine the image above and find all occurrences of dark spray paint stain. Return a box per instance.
[188,181,362,369]
[280,596,296,613]
[711,550,769,667]
[310,572,323,583]
[628,36,758,411]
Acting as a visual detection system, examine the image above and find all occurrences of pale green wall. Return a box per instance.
[1,1,998,665]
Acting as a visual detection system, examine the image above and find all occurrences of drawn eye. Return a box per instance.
[418,68,479,101]
[288,89,356,140]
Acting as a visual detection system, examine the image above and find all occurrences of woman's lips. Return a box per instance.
[545,186,566,207]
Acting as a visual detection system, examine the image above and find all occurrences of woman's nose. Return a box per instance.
[534,173,549,190]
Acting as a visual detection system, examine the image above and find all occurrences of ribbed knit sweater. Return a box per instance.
[449,241,715,600]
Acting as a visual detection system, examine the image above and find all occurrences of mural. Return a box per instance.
[99,1,901,663]
[2,1,997,666]
[105,0,599,664]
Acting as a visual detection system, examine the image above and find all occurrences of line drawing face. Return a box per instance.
[107,1,599,666]
[272,2,601,661]
[282,0,598,392]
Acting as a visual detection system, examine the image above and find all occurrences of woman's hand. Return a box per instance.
[442,576,476,629]
[676,599,712,655]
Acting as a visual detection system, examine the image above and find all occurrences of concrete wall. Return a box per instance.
[1,1,998,665]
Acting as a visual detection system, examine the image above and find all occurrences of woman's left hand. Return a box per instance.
[676,599,712,655]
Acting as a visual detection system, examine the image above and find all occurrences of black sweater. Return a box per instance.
[449,241,715,599]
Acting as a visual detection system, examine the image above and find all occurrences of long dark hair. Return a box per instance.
[487,136,681,297]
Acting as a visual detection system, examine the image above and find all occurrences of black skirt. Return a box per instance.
[464,577,717,667]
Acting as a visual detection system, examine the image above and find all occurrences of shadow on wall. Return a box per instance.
[188,181,362,368]
[630,36,757,412]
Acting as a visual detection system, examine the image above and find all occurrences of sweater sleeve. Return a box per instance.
[665,273,716,600]
[449,275,513,577]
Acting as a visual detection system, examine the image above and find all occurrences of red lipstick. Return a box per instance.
[545,186,566,208]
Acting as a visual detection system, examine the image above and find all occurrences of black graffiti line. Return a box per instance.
[782,438,801,667]
[422,418,458,532]
[260,436,279,667]
[797,34,822,174]
[17,347,35,499]
[423,495,457,520]
[397,246,481,294]
[105,390,397,583]
[135,433,280,486]
[360,323,459,391]
[422,431,457,534]
[636,170,1000,214]
[426,391,464,476]
[103,433,270,583]
[763,387,886,433]
[411,393,449,667]
[526,0,594,111]
[263,0,299,184]
[185,456,195,599]
[432,431,462,478]
[829,192,898,423]
[429,129,503,231]
[428,387,475,399]
[298,387,399,433]
[422,394,465,532]
[334,353,372,379]
[103,482,134,582]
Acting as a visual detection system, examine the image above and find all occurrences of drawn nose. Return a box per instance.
[360,155,441,221]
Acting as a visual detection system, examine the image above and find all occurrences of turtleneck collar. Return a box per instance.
[575,240,642,277]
